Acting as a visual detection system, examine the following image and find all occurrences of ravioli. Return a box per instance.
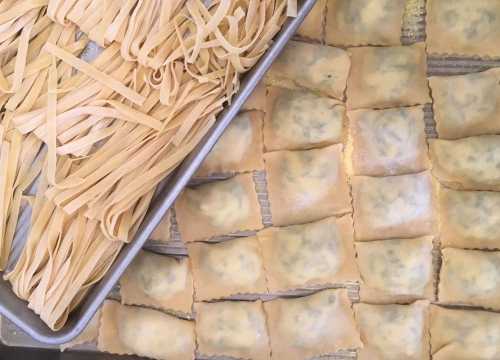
[265,40,350,100]
[439,248,500,310]
[149,210,171,242]
[264,87,344,151]
[326,0,406,46]
[348,106,429,176]
[175,174,263,242]
[187,236,267,301]
[195,301,270,360]
[356,237,434,303]
[296,0,327,41]
[347,43,430,109]
[352,172,436,241]
[429,136,500,191]
[430,69,500,139]
[257,215,359,292]
[427,0,500,57]
[242,82,266,112]
[98,300,195,360]
[196,111,264,176]
[430,306,500,360]
[119,250,193,314]
[263,289,362,360]
[440,188,500,250]
[355,301,430,360]
[265,144,351,226]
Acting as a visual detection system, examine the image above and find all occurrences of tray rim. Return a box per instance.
[0,0,318,345]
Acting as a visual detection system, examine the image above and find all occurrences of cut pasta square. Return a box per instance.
[356,237,434,303]
[429,69,500,139]
[348,106,429,176]
[242,82,266,112]
[355,301,430,360]
[296,0,327,41]
[325,0,405,46]
[119,250,193,314]
[257,215,359,292]
[187,236,267,301]
[196,111,264,176]
[149,210,171,242]
[264,87,345,152]
[429,136,500,191]
[263,289,362,360]
[439,248,500,310]
[347,43,430,110]
[352,172,436,241]
[265,40,350,100]
[265,144,351,227]
[427,0,500,57]
[439,188,500,250]
[194,301,270,360]
[97,300,195,360]
[430,305,500,360]
[175,174,263,242]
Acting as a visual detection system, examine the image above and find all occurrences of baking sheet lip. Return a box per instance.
[0,0,319,346]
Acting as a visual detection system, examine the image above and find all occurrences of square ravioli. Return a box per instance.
[325,0,405,46]
[265,144,351,227]
[264,87,345,151]
[97,300,195,360]
[429,136,500,191]
[265,40,350,100]
[175,174,263,242]
[347,43,430,110]
[348,106,429,176]
[195,301,270,360]
[427,0,500,57]
[257,215,359,292]
[356,237,434,303]
[242,82,266,112]
[429,69,500,139]
[119,250,193,314]
[196,111,264,176]
[355,301,430,360]
[61,309,101,351]
[264,289,362,360]
[439,188,500,250]
[149,210,171,241]
[352,172,436,241]
[295,0,326,41]
[187,236,267,301]
[439,248,500,310]
[430,306,500,360]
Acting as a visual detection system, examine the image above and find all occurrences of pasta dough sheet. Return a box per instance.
[257,215,360,292]
[265,40,350,100]
[427,0,500,57]
[175,174,263,242]
[194,301,270,360]
[149,210,171,242]
[196,111,264,177]
[264,87,345,152]
[439,248,500,311]
[430,305,500,360]
[325,0,405,46]
[439,188,500,250]
[242,83,266,112]
[429,69,500,139]
[348,106,429,176]
[429,136,500,191]
[263,289,362,360]
[97,300,195,360]
[265,144,351,227]
[119,250,193,314]
[352,172,436,241]
[355,301,430,360]
[187,236,267,301]
[295,0,326,41]
[347,43,430,110]
[356,236,434,303]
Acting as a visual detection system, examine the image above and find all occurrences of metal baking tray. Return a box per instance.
[0,0,318,345]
